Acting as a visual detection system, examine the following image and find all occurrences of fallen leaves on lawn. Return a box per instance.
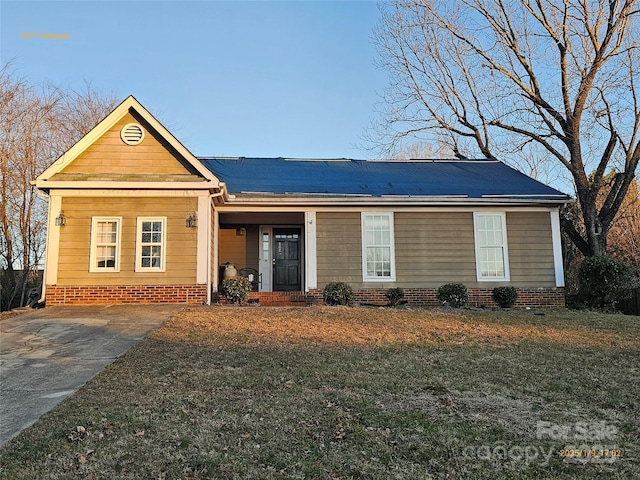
[67,425,87,442]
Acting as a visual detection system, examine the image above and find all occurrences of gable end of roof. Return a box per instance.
[36,96,220,189]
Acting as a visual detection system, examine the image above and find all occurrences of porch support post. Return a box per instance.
[550,208,565,287]
[305,211,317,291]
[212,208,220,292]
[196,194,208,285]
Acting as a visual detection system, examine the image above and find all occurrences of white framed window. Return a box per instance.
[89,217,122,272]
[474,212,510,281]
[135,217,167,272]
[362,212,396,281]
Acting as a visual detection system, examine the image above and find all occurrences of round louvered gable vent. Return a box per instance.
[120,123,145,145]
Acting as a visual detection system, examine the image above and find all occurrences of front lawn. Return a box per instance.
[1,306,638,479]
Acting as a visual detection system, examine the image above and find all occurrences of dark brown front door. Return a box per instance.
[273,228,301,291]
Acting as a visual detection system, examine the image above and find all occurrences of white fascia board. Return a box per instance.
[47,189,213,197]
[219,196,571,208]
[214,204,561,214]
[37,181,218,191]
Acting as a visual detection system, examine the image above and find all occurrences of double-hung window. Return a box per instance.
[474,212,510,281]
[362,212,396,281]
[136,217,166,272]
[89,217,122,272]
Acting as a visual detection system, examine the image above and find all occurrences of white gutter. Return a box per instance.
[481,194,569,198]
[221,196,572,206]
[35,181,216,191]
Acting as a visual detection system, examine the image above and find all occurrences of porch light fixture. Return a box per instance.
[186,213,197,228]
[55,210,66,226]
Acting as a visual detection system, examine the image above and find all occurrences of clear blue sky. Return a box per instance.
[1,1,387,159]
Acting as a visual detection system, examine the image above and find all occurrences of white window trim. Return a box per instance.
[550,209,565,287]
[473,212,510,282]
[135,217,167,273]
[361,212,396,282]
[89,216,122,273]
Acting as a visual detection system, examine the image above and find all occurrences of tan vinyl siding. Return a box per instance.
[316,212,364,287]
[218,227,259,272]
[506,211,555,287]
[395,212,477,287]
[56,197,198,285]
[316,210,557,290]
[317,211,478,289]
[61,112,197,175]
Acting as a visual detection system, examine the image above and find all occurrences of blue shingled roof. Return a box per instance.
[198,157,569,200]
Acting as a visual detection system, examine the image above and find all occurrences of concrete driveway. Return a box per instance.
[0,304,182,446]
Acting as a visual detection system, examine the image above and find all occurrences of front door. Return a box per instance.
[273,228,301,291]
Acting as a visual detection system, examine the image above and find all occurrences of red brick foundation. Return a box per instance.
[46,284,208,305]
[307,287,565,309]
[48,284,563,308]
[212,291,308,306]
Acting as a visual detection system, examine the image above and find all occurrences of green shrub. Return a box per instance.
[323,282,353,306]
[436,283,468,308]
[385,287,405,307]
[578,255,632,309]
[221,277,253,304]
[492,286,518,308]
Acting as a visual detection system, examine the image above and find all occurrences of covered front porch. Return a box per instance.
[213,211,317,304]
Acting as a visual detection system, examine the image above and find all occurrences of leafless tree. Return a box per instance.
[601,176,639,267]
[393,140,452,159]
[372,0,640,257]
[48,82,118,156]
[0,69,58,308]
[0,67,116,309]
[0,65,60,169]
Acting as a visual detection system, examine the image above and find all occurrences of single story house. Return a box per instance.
[35,96,571,307]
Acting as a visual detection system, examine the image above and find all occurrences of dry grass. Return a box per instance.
[1,306,638,479]
[159,306,637,349]
[0,309,28,322]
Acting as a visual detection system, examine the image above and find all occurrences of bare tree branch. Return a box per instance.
[0,66,116,310]
[371,0,640,257]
